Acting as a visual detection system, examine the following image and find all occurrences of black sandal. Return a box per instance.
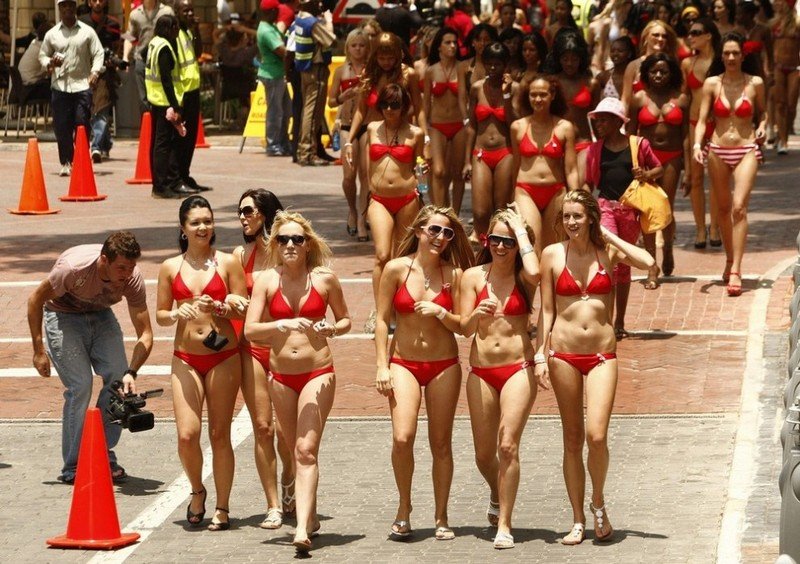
[207,507,230,531]
[187,488,206,526]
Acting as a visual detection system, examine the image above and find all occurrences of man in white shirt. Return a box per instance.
[39,0,104,176]
[19,21,52,88]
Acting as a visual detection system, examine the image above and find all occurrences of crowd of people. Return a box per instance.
[23,0,798,555]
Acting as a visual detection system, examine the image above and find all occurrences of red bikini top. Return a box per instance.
[366,87,379,108]
[369,143,415,163]
[743,40,763,55]
[638,102,683,127]
[340,76,360,92]
[243,247,257,296]
[172,259,228,302]
[475,104,506,122]
[519,131,564,159]
[571,84,592,108]
[713,92,753,119]
[431,81,459,97]
[686,59,704,90]
[474,265,528,316]
[268,274,327,320]
[678,43,693,60]
[632,79,645,93]
[555,245,612,296]
[393,262,453,314]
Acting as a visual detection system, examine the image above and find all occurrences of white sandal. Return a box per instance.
[590,502,614,541]
[259,507,283,529]
[487,499,500,527]
[281,479,296,517]
[560,522,585,545]
[493,531,514,549]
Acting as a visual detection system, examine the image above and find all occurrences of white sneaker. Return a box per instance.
[777,142,789,155]
[91,149,102,163]
[59,163,72,177]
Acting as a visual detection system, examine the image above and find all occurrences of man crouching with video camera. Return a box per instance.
[27,231,153,485]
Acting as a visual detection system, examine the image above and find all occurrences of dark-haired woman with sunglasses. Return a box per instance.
[245,211,351,553]
[536,190,654,546]
[459,206,541,550]
[231,189,294,530]
[365,83,426,330]
[156,196,247,531]
[375,205,474,541]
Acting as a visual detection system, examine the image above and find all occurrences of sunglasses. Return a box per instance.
[379,101,403,110]
[689,29,708,36]
[276,234,306,245]
[488,234,517,249]
[238,205,256,217]
[425,224,455,241]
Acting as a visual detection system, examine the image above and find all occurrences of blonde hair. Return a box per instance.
[268,211,332,270]
[345,28,370,63]
[396,205,475,270]
[640,20,678,58]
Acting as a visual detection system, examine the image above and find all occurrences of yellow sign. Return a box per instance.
[242,81,267,140]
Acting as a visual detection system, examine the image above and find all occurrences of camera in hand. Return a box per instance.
[106,380,163,432]
[203,328,229,351]
[102,47,128,71]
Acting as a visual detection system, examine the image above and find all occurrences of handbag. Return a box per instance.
[619,136,673,234]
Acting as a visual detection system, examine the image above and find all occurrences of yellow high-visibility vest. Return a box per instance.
[145,36,185,107]
[177,28,201,92]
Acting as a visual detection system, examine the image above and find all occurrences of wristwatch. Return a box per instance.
[124,369,137,380]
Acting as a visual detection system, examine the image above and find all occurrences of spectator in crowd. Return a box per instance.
[258,0,292,156]
[277,0,299,33]
[0,11,47,57]
[124,0,174,109]
[375,0,424,46]
[217,12,258,120]
[79,0,121,163]
[445,0,475,57]
[18,20,53,100]
[39,0,104,177]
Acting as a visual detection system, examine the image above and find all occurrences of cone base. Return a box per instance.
[196,143,211,148]
[124,178,152,185]
[46,531,140,550]
[8,207,60,215]
[59,195,108,202]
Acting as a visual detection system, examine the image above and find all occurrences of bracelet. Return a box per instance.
[519,244,535,256]
[514,229,528,239]
[424,134,431,144]
[533,353,547,365]
[276,320,288,333]
[693,143,701,150]
[330,325,338,338]
[344,142,353,147]
[435,306,447,320]
[169,310,179,321]
[124,368,137,380]
[503,92,512,100]
[463,117,470,125]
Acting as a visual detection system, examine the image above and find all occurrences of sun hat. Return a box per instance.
[588,96,629,123]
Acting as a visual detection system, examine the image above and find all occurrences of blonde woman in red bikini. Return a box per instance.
[622,20,679,108]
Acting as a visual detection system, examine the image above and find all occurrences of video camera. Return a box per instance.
[106,380,163,432]
[101,47,128,72]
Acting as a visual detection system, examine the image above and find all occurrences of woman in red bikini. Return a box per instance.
[544,29,599,187]
[536,190,654,546]
[245,211,351,553]
[463,42,518,239]
[365,83,426,322]
[459,206,541,550]
[511,75,578,255]
[516,32,548,88]
[374,205,473,542]
[329,29,370,241]
[713,0,739,36]
[156,196,247,532]
[595,36,637,102]
[425,27,468,213]
[457,24,499,131]
[682,18,722,249]
[736,0,772,76]
[769,0,800,154]
[693,31,767,297]
[345,32,424,241]
[231,189,294,530]
[622,20,679,108]
[628,53,690,287]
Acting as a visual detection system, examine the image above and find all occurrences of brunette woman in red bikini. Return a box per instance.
[232,189,294,529]
[693,32,767,297]
[769,0,800,153]
[459,207,541,550]
[329,29,370,241]
[245,211,351,553]
[545,29,599,187]
[156,196,247,532]
[628,53,690,287]
[682,17,722,248]
[365,84,426,322]
[622,20,679,108]
[511,75,578,255]
[463,42,518,240]
[457,24,499,117]
[425,27,468,213]
[536,190,654,546]
[374,205,474,542]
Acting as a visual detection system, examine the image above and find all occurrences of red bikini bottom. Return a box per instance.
[430,121,464,140]
[173,349,239,377]
[549,350,616,376]
[651,148,683,166]
[270,365,334,394]
[241,342,270,373]
[390,356,459,387]
[470,360,532,393]
[575,140,592,153]
[516,181,565,211]
[473,146,512,170]
[370,189,420,215]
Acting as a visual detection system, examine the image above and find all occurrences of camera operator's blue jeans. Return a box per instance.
[91,107,113,154]
[44,308,128,481]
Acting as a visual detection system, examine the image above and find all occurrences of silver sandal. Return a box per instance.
[281,479,296,517]
[259,507,283,530]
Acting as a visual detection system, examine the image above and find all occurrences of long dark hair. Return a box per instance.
[427,26,459,66]
[499,27,526,71]
[239,189,284,243]
[640,53,683,90]
[543,28,591,77]
[522,31,549,69]
[712,0,736,24]
[178,196,215,252]
[708,30,762,76]
[464,23,498,60]
[550,0,579,28]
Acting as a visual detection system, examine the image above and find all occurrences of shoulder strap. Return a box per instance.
[629,135,640,169]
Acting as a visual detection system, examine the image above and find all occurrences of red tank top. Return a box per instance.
[555,244,613,296]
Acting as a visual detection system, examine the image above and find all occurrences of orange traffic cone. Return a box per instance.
[8,139,59,215]
[46,408,140,549]
[60,126,107,202]
[126,112,153,184]
[195,114,210,148]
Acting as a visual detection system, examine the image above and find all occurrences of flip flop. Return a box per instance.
[389,519,412,541]
[435,526,455,541]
